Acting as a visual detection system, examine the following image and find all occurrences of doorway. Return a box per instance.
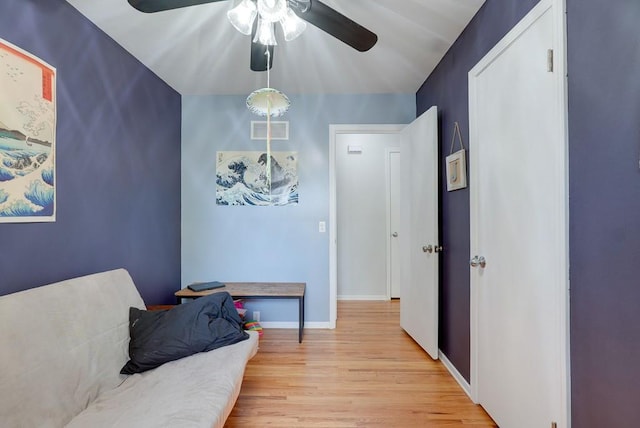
[329,125,404,327]
[329,110,440,362]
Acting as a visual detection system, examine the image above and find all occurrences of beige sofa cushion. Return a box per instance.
[67,331,259,428]
[0,269,145,428]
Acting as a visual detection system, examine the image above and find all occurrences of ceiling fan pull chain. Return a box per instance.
[265,47,271,88]
[264,47,272,195]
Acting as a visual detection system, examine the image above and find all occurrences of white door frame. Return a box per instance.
[329,124,405,328]
[385,147,401,299]
[468,0,569,425]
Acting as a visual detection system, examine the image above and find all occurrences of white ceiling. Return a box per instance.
[65,0,485,96]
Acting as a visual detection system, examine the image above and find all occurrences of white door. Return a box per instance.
[469,1,568,427]
[387,149,402,298]
[399,106,439,360]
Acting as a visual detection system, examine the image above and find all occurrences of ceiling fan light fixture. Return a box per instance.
[227,0,258,36]
[257,0,288,23]
[253,17,278,46]
[280,7,307,41]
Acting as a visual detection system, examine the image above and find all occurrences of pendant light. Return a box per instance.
[246,49,290,197]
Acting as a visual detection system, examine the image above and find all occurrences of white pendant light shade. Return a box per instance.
[253,17,278,46]
[227,0,257,35]
[246,88,290,117]
[257,0,287,22]
[280,8,307,41]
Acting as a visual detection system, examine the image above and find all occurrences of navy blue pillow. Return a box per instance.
[121,291,249,374]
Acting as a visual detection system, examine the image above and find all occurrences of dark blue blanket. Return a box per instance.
[121,292,249,374]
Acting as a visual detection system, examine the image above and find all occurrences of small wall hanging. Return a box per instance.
[446,121,467,191]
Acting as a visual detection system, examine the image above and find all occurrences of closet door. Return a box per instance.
[469,1,568,426]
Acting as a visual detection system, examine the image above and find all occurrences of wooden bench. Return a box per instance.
[175,282,306,343]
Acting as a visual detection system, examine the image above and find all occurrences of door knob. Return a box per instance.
[422,245,433,253]
[392,232,398,237]
[470,256,486,268]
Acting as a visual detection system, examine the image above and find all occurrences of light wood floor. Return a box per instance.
[226,300,496,427]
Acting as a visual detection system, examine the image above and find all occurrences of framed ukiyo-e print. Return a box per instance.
[216,151,298,206]
[0,38,56,222]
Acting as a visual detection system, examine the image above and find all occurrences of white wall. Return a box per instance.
[182,94,415,324]
[336,133,403,299]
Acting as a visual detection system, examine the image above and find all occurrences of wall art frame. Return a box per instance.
[446,149,467,191]
[216,150,298,206]
[0,38,56,222]
[446,121,467,191]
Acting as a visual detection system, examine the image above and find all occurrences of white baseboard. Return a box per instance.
[438,350,472,399]
[337,295,388,301]
[259,321,332,329]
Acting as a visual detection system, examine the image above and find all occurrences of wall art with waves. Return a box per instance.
[0,38,56,222]
[216,151,298,206]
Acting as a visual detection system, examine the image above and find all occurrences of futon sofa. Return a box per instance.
[0,269,259,427]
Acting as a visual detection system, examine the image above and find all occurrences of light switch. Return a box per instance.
[319,221,326,233]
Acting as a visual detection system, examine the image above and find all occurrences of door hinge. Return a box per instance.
[547,49,554,72]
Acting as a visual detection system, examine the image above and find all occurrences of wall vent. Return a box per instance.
[251,121,289,140]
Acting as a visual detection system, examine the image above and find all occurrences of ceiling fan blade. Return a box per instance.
[292,0,377,52]
[128,0,228,13]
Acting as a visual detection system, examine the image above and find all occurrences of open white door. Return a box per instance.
[399,106,439,360]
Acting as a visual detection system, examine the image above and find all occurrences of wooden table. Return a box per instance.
[175,282,306,343]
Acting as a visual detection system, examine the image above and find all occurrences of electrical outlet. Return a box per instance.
[252,311,260,322]
[319,221,326,233]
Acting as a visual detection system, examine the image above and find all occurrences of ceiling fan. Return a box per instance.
[127,0,378,71]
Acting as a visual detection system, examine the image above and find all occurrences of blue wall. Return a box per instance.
[0,0,182,305]
[417,0,640,425]
[567,0,640,426]
[182,94,414,323]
